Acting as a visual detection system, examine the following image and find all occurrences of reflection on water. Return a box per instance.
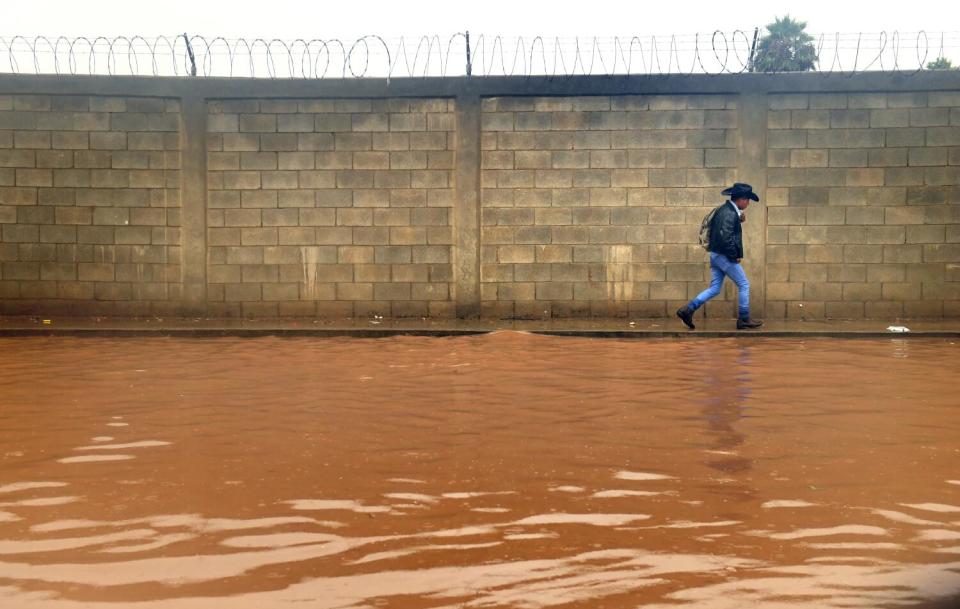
[0,334,959,608]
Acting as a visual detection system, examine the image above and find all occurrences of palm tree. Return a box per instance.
[750,16,818,73]
[927,57,954,70]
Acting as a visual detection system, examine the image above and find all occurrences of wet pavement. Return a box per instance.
[1,333,959,608]
[1,315,959,337]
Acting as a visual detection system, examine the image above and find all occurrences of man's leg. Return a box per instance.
[726,263,762,329]
[677,254,725,329]
[689,265,725,311]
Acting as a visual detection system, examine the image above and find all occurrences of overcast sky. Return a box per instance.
[5,0,956,38]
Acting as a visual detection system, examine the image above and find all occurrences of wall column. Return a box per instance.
[453,94,482,318]
[737,93,768,318]
[179,93,208,315]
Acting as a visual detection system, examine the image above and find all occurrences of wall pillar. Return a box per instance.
[178,93,208,315]
[737,93,768,318]
[453,94,482,318]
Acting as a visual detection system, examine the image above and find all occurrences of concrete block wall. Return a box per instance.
[479,95,739,318]
[206,98,456,318]
[1,73,958,320]
[0,94,181,315]
[766,91,960,319]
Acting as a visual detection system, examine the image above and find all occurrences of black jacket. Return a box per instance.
[708,201,743,262]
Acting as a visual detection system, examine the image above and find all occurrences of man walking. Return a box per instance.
[677,183,763,330]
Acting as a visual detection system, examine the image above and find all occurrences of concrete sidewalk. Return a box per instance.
[1,316,958,338]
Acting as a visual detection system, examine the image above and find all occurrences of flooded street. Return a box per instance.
[1,333,959,608]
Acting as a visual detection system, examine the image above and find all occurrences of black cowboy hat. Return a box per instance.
[721,182,760,202]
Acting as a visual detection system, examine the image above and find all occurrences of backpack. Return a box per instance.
[698,206,720,251]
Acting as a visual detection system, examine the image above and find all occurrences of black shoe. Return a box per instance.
[736,318,763,329]
[676,306,695,330]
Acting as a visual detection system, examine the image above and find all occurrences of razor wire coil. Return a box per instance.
[0,31,957,78]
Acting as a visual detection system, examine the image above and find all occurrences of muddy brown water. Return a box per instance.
[0,333,959,608]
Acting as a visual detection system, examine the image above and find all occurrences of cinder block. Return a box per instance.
[868,148,907,167]
[845,206,884,225]
[686,169,725,187]
[12,130,53,150]
[906,225,945,244]
[306,153,348,171]
[535,282,573,301]
[842,282,882,301]
[50,132,88,150]
[789,225,829,245]
[425,150,451,169]
[845,168,884,187]
[217,133,258,152]
[792,110,830,129]
[483,208,535,226]
[238,114,276,133]
[334,246,373,264]
[409,132,447,150]
[769,94,808,110]
[238,190,276,209]
[390,113,426,132]
[389,151,427,170]
[208,113,240,133]
[569,97,611,111]
[331,208,370,227]
[827,149,867,168]
[256,171,296,190]
[885,207,925,225]
[809,129,885,149]
[907,148,948,166]
[295,133,334,151]
[14,168,52,188]
[350,226,389,246]
[824,225,865,244]
[865,225,906,244]
[236,152,275,170]
[239,264,278,283]
[923,243,960,262]
[928,91,960,107]
[513,226,551,244]
[260,133,298,151]
[273,227,314,245]
[482,112,514,131]
[883,244,923,263]
[207,271,234,296]
[806,207,845,225]
[868,109,910,128]
[482,151,514,170]
[910,108,950,127]
[113,226,152,244]
[843,94,885,111]
[220,171,259,190]
[908,186,951,206]
[332,133,371,151]
[886,92,927,108]
[767,207,805,226]
[372,132,410,151]
[573,132,611,151]
[292,170,333,189]
[410,170,449,189]
[308,226,353,245]
[829,109,870,128]
[766,281,803,300]
[272,114,314,133]
[208,152,239,171]
[130,170,165,188]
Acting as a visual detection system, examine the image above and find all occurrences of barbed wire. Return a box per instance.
[0,31,958,78]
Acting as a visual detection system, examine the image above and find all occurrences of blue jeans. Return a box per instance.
[687,252,750,319]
